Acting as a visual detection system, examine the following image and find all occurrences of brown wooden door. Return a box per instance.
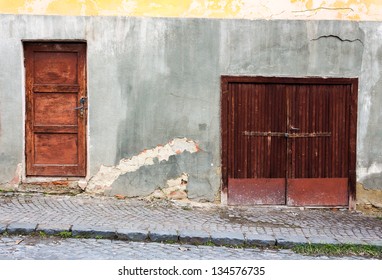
[24,42,87,176]
[221,77,357,207]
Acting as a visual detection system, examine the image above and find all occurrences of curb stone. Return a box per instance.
[210,231,245,246]
[335,237,368,245]
[36,224,72,235]
[149,230,179,242]
[179,230,211,244]
[307,236,339,245]
[0,223,7,234]
[366,240,382,246]
[276,235,309,248]
[71,225,117,239]
[7,222,37,235]
[245,233,276,246]
[116,228,148,241]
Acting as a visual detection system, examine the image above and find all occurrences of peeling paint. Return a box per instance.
[1,0,382,20]
[146,172,189,200]
[0,163,22,191]
[86,138,199,194]
[357,162,382,181]
[10,163,22,186]
[356,183,382,209]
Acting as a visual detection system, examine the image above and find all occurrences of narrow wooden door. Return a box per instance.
[24,42,87,176]
[223,82,288,204]
[286,83,353,206]
[221,77,357,206]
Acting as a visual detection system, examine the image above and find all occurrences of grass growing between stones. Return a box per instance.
[57,231,72,238]
[292,244,382,258]
[38,231,47,238]
[163,240,177,244]
[203,240,215,246]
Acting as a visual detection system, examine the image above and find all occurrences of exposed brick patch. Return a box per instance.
[86,138,199,194]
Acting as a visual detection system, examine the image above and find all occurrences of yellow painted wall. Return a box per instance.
[0,0,381,20]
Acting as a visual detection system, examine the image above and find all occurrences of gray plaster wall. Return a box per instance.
[0,15,381,199]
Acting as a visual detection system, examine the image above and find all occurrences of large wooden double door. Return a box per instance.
[221,77,357,206]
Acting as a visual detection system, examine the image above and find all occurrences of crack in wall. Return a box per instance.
[86,137,199,193]
[311,35,364,46]
[292,6,354,13]
[291,6,355,19]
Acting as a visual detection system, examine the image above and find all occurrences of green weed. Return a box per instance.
[57,231,72,238]
[292,244,382,258]
[204,240,215,246]
[38,231,47,238]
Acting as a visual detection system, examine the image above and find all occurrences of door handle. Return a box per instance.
[74,96,87,117]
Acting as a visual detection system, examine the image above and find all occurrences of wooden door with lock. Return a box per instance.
[24,42,87,176]
[221,76,358,206]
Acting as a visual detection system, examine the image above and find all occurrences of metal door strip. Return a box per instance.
[243,131,331,138]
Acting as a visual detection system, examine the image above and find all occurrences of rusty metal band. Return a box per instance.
[243,131,331,138]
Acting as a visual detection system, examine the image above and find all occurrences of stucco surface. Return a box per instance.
[0,15,382,200]
[1,0,382,20]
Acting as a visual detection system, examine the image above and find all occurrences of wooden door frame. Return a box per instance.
[221,76,358,207]
[23,40,88,178]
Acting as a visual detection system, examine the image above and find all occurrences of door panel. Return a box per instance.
[287,178,348,206]
[228,178,285,205]
[34,93,78,125]
[24,42,87,176]
[222,77,358,207]
[227,82,287,205]
[287,84,350,206]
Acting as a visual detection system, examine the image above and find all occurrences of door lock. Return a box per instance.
[74,96,87,117]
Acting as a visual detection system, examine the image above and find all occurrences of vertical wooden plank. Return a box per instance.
[305,85,310,178]
[220,77,228,189]
[243,83,248,178]
[259,84,265,178]
[286,84,292,180]
[24,46,34,176]
[229,82,236,180]
[77,43,87,176]
[349,79,358,204]
[316,85,322,176]
[324,85,329,178]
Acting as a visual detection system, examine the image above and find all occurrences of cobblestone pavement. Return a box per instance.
[0,235,371,260]
[0,193,382,248]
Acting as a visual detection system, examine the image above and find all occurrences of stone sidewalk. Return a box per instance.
[0,193,381,247]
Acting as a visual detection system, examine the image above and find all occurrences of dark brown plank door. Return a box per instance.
[24,43,87,176]
[222,77,357,207]
[223,79,287,205]
[286,83,351,206]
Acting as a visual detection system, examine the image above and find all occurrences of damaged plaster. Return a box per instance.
[86,138,199,194]
[145,173,189,201]
[0,163,22,191]
[356,183,382,209]
[3,0,382,20]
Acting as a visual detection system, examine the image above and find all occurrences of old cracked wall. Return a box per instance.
[1,0,382,20]
[1,14,382,204]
